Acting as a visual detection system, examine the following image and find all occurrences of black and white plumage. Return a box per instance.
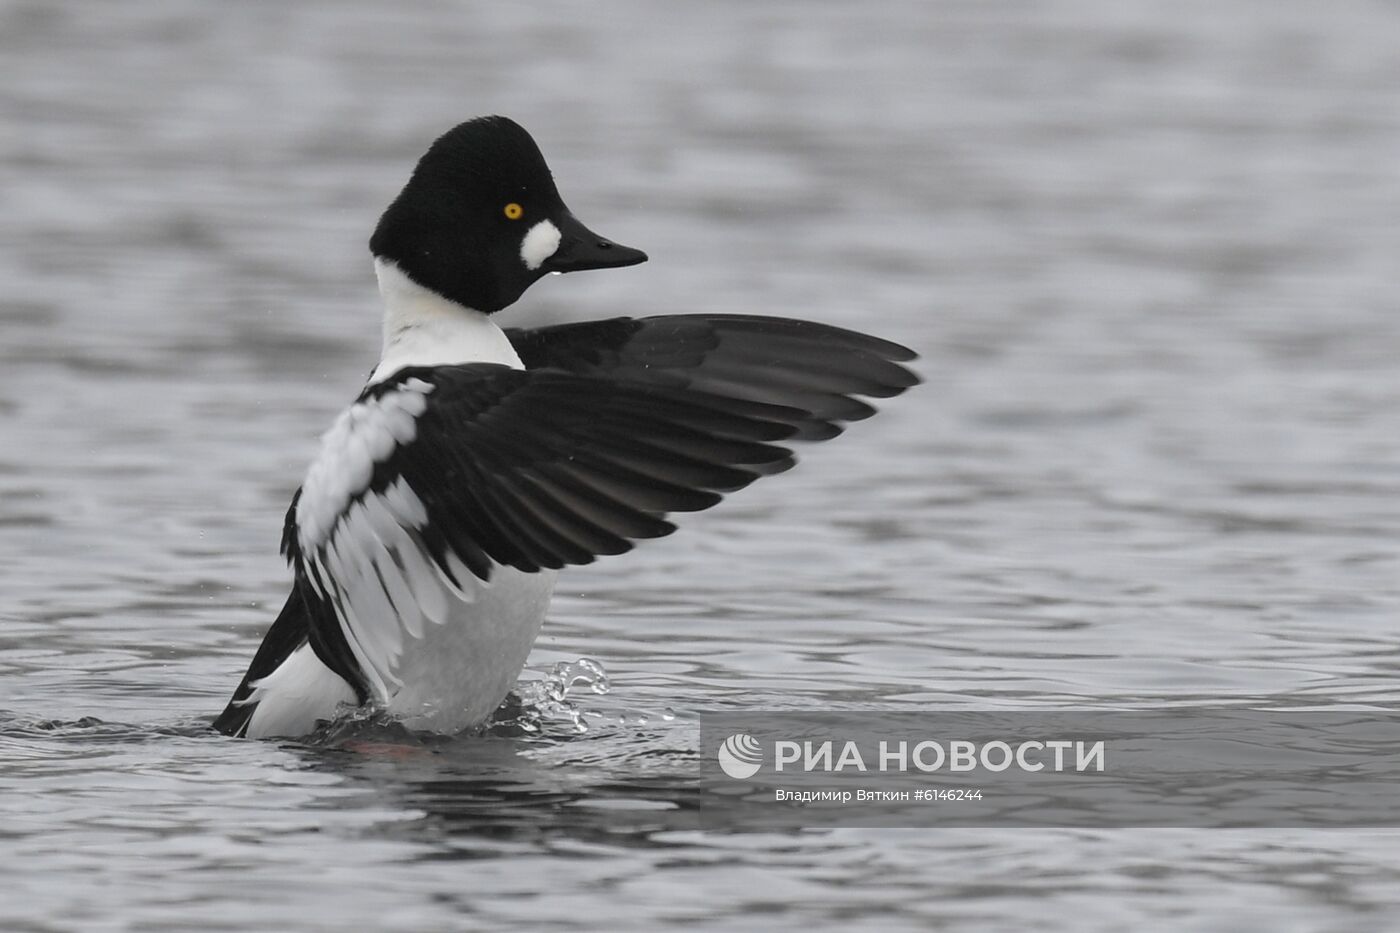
[213,116,918,738]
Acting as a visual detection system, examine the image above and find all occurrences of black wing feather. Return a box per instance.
[364,365,803,580]
[504,313,918,439]
[351,314,919,582]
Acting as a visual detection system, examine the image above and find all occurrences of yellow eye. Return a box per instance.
[503,202,524,220]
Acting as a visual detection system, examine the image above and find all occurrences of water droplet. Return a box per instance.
[502,657,613,737]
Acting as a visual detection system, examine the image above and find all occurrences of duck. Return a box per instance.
[213,115,918,738]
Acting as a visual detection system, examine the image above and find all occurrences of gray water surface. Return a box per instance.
[3,1,1400,930]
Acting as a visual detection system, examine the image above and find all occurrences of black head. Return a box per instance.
[369,115,647,313]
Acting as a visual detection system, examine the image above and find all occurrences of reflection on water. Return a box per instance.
[3,0,1400,929]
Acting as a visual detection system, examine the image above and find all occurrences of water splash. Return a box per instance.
[497,658,611,735]
[298,659,612,745]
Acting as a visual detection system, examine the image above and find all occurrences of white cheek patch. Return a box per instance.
[519,219,561,271]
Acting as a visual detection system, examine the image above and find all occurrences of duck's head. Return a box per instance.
[369,115,647,313]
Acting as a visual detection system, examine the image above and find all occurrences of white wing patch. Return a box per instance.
[292,378,520,713]
[287,371,555,731]
[300,477,554,723]
[294,378,463,702]
[304,473,476,700]
[296,378,434,549]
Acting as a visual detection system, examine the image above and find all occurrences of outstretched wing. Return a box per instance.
[285,320,917,704]
[220,317,917,728]
[504,314,919,440]
[286,364,820,700]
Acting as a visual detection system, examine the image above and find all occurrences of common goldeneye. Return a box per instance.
[213,115,918,738]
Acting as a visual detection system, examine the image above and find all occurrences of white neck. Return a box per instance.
[369,259,522,384]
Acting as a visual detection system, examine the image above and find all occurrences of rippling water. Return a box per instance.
[3,0,1400,929]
